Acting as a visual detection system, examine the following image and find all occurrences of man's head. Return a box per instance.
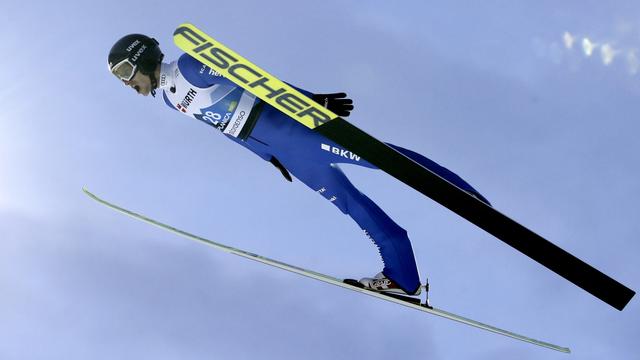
[108,34,164,97]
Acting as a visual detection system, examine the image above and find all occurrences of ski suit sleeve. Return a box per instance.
[175,54,273,162]
[178,53,240,88]
[178,54,315,97]
[178,54,314,95]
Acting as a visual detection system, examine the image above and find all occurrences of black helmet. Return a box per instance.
[108,34,164,95]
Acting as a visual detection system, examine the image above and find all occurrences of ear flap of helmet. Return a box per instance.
[138,56,160,75]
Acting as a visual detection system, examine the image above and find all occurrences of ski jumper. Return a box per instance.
[158,54,490,293]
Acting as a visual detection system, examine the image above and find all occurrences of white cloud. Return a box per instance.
[582,37,597,57]
[557,31,639,75]
[563,32,575,49]
[600,44,617,65]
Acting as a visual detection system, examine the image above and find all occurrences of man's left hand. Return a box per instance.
[312,92,354,117]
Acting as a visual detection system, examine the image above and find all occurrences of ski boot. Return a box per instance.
[357,272,422,296]
[344,272,432,309]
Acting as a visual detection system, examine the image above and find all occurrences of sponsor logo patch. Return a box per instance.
[321,143,361,161]
[130,44,147,62]
[176,88,198,112]
[126,40,140,52]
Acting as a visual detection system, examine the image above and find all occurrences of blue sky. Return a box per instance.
[1,1,638,358]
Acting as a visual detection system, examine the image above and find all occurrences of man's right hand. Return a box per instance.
[269,156,293,182]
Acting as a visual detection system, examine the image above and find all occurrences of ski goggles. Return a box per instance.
[110,58,137,82]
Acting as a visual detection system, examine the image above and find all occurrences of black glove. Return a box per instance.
[311,92,354,117]
[269,156,292,182]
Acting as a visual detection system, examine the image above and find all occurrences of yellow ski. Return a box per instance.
[173,24,337,130]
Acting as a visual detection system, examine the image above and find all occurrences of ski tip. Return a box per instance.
[82,187,101,202]
[82,186,94,197]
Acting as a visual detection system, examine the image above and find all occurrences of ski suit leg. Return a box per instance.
[244,106,420,292]
[276,158,421,293]
[385,143,491,206]
[246,106,484,293]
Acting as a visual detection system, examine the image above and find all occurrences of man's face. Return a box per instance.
[123,70,153,96]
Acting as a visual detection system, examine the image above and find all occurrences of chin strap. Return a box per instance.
[146,65,159,97]
[149,71,158,97]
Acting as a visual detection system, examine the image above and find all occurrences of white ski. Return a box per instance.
[83,187,569,353]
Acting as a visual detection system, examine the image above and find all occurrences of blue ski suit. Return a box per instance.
[158,54,490,293]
